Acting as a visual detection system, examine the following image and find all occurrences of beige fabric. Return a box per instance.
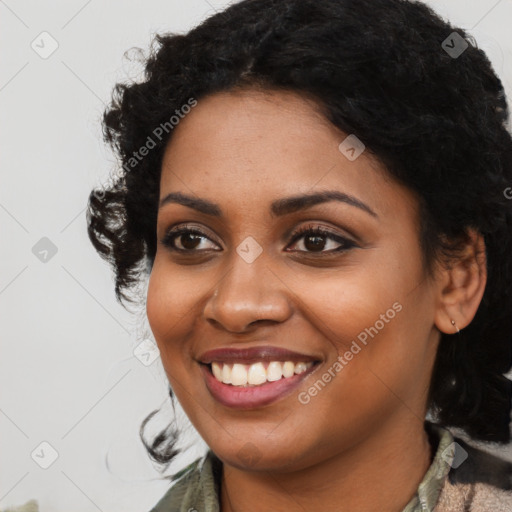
[434,479,512,512]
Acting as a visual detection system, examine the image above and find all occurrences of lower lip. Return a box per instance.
[200,363,318,409]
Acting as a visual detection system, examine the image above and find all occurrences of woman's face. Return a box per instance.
[146,88,442,471]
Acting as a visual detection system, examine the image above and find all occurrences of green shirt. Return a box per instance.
[150,422,457,512]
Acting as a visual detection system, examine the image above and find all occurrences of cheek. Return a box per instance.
[145,261,202,399]
[301,254,413,352]
[146,265,172,343]
[146,259,197,369]
[299,245,430,402]
[146,258,200,341]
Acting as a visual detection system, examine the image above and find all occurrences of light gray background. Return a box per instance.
[1,1,511,511]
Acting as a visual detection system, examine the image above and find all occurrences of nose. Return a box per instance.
[203,256,293,333]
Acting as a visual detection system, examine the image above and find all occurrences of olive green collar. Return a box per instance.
[403,422,456,512]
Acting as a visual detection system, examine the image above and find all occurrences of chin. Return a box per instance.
[209,436,317,473]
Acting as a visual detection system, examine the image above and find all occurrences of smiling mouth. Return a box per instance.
[200,359,320,409]
[205,360,319,387]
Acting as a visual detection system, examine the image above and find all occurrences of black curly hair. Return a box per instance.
[87,0,512,473]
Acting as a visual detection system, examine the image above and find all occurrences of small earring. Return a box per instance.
[451,319,460,334]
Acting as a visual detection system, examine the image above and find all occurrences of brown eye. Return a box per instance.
[161,226,219,252]
[287,225,356,254]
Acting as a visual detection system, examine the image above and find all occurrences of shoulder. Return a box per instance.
[148,459,203,512]
[148,451,222,512]
[436,436,512,512]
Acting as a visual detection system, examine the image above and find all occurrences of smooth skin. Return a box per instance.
[146,88,487,512]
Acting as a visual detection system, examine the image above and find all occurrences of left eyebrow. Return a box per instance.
[270,190,378,218]
[159,190,378,218]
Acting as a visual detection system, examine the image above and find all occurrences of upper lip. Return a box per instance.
[198,346,320,365]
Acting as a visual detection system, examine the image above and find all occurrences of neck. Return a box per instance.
[220,416,432,512]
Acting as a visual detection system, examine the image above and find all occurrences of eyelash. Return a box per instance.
[160,223,357,256]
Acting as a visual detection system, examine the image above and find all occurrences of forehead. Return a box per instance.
[159,89,417,221]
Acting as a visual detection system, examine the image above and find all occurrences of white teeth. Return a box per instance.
[267,361,283,381]
[222,363,232,384]
[211,360,314,387]
[282,361,295,378]
[247,362,267,385]
[231,363,248,386]
[212,362,223,381]
[294,362,308,374]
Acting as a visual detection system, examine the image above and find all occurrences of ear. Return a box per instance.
[434,229,487,334]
